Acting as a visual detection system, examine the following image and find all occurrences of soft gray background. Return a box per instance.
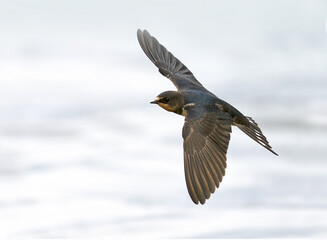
[1,0,327,239]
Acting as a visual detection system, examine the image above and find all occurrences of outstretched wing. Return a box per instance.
[137,29,205,91]
[182,106,232,204]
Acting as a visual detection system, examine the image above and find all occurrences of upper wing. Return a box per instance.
[182,106,232,204]
[137,29,205,91]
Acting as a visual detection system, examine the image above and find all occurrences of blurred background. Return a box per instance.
[1,0,327,238]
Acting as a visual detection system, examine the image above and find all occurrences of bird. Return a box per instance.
[137,29,278,205]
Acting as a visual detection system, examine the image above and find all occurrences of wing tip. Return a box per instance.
[136,28,143,38]
[191,198,206,205]
[136,29,150,43]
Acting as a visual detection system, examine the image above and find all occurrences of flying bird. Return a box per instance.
[137,29,278,205]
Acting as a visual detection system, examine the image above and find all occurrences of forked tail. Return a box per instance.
[235,116,278,156]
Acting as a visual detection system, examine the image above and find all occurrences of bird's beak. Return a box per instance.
[150,100,158,104]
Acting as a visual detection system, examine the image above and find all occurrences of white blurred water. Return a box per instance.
[1,0,327,239]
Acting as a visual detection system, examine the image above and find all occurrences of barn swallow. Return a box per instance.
[137,29,278,205]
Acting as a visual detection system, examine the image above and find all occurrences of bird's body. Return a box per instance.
[137,29,277,205]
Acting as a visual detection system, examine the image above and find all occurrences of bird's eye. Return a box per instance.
[161,98,169,103]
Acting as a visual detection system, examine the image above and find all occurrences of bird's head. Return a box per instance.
[151,91,184,115]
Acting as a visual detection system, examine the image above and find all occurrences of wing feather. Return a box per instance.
[137,29,206,91]
[189,154,206,204]
[194,152,211,199]
[201,149,220,187]
[197,151,216,193]
[184,153,198,204]
[183,109,232,204]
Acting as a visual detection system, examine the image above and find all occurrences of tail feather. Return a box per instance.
[236,117,278,156]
